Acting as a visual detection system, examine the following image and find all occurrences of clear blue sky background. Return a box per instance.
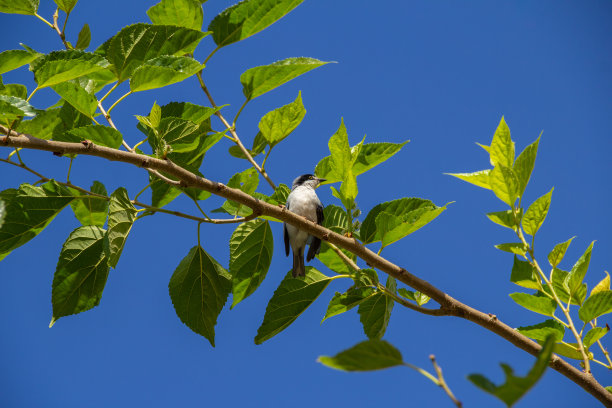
[1,1,611,407]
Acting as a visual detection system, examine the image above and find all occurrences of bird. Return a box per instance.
[284,174,326,277]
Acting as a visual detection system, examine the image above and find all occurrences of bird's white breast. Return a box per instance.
[287,186,319,222]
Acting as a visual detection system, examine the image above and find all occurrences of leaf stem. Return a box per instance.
[66,156,74,183]
[203,46,221,65]
[99,82,119,103]
[107,90,133,114]
[377,282,446,316]
[34,13,54,29]
[26,87,39,102]
[429,355,463,408]
[233,99,248,125]
[133,182,152,201]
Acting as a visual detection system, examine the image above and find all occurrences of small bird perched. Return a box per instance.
[284,174,326,277]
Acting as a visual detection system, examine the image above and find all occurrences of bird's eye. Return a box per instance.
[309,176,314,180]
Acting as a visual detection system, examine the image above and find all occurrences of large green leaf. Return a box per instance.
[169,246,232,346]
[579,290,612,323]
[0,181,74,260]
[565,241,594,299]
[130,56,203,92]
[591,272,610,296]
[515,319,565,342]
[487,209,520,230]
[147,0,203,30]
[552,342,592,360]
[218,168,259,216]
[258,91,305,146]
[547,236,574,268]
[0,95,36,124]
[69,181,108,227]
[358,276,395,339]
[318,339,404,371]
[31,50,110,88]
[150,174,183,208]
[0,49,40,74]
[0,0,38,15]
[316,242,355,274]
[489,165,518,207]
[522,188,553,236]
[513,135,540,196]
[360,197,446,244]
[327,118,353,183]
[147,117,209,166]
[446,170,492,190]
[15,107,60,140]
[510,256,539,290]
[67,125,123,149]
[107,187,137,268]
[468,336,554,407]
[509,293,556,316]
[53,0,78,13]
[208,0,304,47]
[583,326,609,349]
[255,267,331,344]
[48,103,92,143]
[230,220,273,308]
[50,225,110,326]
[97,24,207,82]
[489,116,514,168]
[322,287,375,322]
[51,78,98,117]
[0,200,5,229]
[240,57,330,100]
[0,83,28,99]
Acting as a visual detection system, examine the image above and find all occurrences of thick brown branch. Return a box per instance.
[0,127,610,407]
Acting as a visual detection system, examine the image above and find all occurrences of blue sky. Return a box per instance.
[1,1,611,407]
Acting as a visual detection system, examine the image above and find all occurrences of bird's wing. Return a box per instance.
[306,203,324,262]
[316,203,324,225]
[284,223,290,256]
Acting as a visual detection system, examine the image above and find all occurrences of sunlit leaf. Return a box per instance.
[51,78,98,117]
[487,209,520,230]
[53,0,77,13]
[0,0,39,15]
[0,49,40,74]
[258,91,305,146]
[107,187,137,268]
[591,272,610,297]
[147,0,203,30]
[318,339,404,371]
[522,188,553,236]
[515,319,564,342]
[513,135,540,196]
[67,125,123,149]
[489,165,518,207]
[495,242,527,256]
[32,50,110,88]
[565,241,595,299]
[543,268,586,306]
[398,288,430,306]
[130,56,203,92]
[579,290,612,323]
[322,287,374,322]
[0,83,28,99]
[69,181,108,227]
[583,326,609,349]
[446,170,492,190]
[0,95,36,124]
[547,236,575,268]
[358,276,395,339]
[510,256,539,290]
[489,116,514,168]
[509,293,556,316]
[75,23,91,50]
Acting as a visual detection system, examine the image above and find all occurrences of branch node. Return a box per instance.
[488,313,498,321]
[52,151,63,157]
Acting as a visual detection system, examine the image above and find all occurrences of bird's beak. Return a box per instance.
[317,178,327,185]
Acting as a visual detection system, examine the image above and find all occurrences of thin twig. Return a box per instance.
[430,355,462,408]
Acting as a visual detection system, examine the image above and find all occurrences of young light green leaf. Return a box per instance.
[69,181,108,227]
[513,135,540,196]
[130,56,203,92]
[376,203,447,247]
[0,0,39,15]
[552,342,592,361]
[67,125,123,149]
[53,0,77,13]
[487,209,520,230]
[522,188,553,236]
[516,319,564,342]
[169,245,232,346]
[32,50,110,88]
[255,267,331,344]
[509,293,556,316]
[0,95,36,124]
[489,116,514,168]
[446,170,492,190]
[316,242,354,274]
[107,187,137,268]
[51,78,98,117]
[318,339,404,371]
[230,220,274,308]
[0,49,40,74]
[208,0,304,47]
[240,57,330,100]
[322,287,375,322]
[578,290,612,323]
[397,288,430,306]
[543,268,586,306]
[51,226,110,325]
[583,326,609,349]
[358,276,395,339]
[147,0,203,30]
[75,23,91,50]
[258,91,305,146]
[495,243,527,256]
[489,165,518,207]
[510,256,539,290]
[0,182,74,260]
[468,335,554,407]
[565,241,595,299]
[353,268,379,287]
[547,236,575,268]
[591,272,610,296]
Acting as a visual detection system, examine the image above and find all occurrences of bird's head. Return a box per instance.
[292,174,326,189]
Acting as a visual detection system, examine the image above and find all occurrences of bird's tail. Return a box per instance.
[292,252,305,278]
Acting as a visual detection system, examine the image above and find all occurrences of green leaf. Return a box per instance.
[219,168,259,216]
[240,57,330,100]
[130,56,203,92]
[487,209,520,230]
[543,268,586,306]
[255,267,331,344]
[489,116,514,168]
[0,182,74,259]
[468,336,554,407]
[552,342,592,360]
[316,242,355,274]
[147,0,203,30]
[75,23,91,50]
[318,339,404,371]
[510,256,539,290]
[51,78,98,117]
[583,326,609,349]
[258,91,305,146]
[107,188,137,268]
[168,246,232,346]
[358,276,395,339]
[522,188,553,236]
[565,241,595,299]
[209,0,304,47]
[0,95,36,124]
[353,268,379,287]
[509,293,556,316]
[50,226,110,325]
[147,117,209,166]
[495,242,527,256]
[49,103,93,145]
[591,272,610,296]
[547,236,575,268]
[150,175,182,208]
[322,204,349,233]
[0,83,28,99]
[376,203,447,247]
[489,165,518,207]
[53,0,77,13]
[98,24,208,82]
[0,0,38,15]
[32,50,110,88]
[322,287,374,322]
[15,107,60,140]
[67,125,123,149]
[446,170,492,190]
[515,319,565,342]
[361,197,445,244]
[230,220,273,307]
[0,200,5,229]
[69,181,108,227]
[513,135,540,196]
[327,118,353,182]
[0,49,40,74]
[579,290,612,323]
[398,288,430,306]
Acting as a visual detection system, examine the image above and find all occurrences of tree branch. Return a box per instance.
[0,127,610,407]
